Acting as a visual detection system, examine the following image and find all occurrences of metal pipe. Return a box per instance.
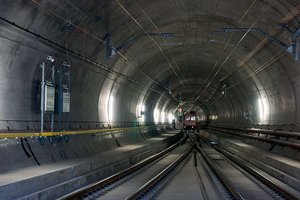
[208,127,300,150]
[58,69,63,131]
[208,126,300,138]
[66,70,71,130]
[50,65,55,132]
[40,62,45,134]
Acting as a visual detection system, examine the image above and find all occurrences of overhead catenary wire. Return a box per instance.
[202,48,287,107]
[31,0,174,97]
[188,20,258,112]
[202,20,258,91]
[0,16,172,99]
[31,0,128,61]
[116,0,190,94]
[219,2,300,84]
[195,20,258,100]
[227,49,288,90]
[187,0,259,112]
[133,0,192,94]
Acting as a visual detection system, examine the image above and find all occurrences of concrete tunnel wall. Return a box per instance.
[0,1,171,130]
[0,2,300,131]
[1,1,300,198]
[0,1,299,129]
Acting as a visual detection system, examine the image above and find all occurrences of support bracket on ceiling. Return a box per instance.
[291,29,300,61]
[222,28,289,48]
[105,32,174,60]
[115,32,174,52]
[210,27,300,61]
[103,33,112,61]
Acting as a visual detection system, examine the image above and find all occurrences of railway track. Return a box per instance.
[189,133,299,200]
[155,148,229,200]
[60,135,193,200]
[59,132,299,200]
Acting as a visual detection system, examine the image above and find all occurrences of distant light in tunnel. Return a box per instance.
[137,104,145,123]
[210,115,218,120]
[161,111,165,123]
[141,104,145,123]
[257,97,269,124]
[108,95,114,122]
[154,109,159,123]
[168,113,174,123]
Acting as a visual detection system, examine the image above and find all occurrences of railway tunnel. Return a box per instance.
[0,0,300,199]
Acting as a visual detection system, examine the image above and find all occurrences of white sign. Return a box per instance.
[63,92,70,113]
[45,86,55,112]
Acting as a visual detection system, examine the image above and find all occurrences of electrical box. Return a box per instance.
[45,85,55,112]
[63,92,70,113]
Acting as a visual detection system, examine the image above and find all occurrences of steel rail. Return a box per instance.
[188,134,244,200]
[198,135,299,200]
[208,125,300,138]
[215,145,299,200]
[61,134,186,200]
[125,143,193,200]
[208,127,300,150]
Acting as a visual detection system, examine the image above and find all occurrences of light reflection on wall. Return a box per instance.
[154,108,174,124]
[210,115,218,120]
[154,108,159,123]
[108,95,114,122]
[257,96,269,124]
[168,113,174,123]
[161,111,165,123]
[137,104,145,123]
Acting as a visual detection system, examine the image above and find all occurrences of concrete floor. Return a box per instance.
[0,131,180,200]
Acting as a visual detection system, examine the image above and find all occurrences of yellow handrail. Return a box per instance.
[0,126,153,139]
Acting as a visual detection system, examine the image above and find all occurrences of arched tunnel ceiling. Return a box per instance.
[0,0,300,126]
[106,0,300,115]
